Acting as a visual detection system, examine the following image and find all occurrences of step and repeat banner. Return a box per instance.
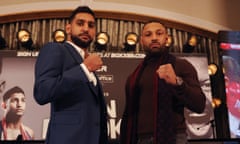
[0,51,214,141]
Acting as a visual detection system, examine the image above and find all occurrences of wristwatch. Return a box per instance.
[176,76,183,86]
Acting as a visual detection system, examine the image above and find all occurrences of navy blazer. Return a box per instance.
[34,42,108,144]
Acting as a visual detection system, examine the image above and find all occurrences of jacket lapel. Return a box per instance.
[64,42,100,101]
[64,42,84,63]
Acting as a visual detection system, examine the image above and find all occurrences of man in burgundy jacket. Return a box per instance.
[120,21,206,144]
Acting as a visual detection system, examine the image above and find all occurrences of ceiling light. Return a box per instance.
[208,63,218,76]
[123,32,138,52]
[95,32,109,51]
[165,35,173,48]
[211,98,222,108]
[52,29,67,43]
[17,29,33,50]
[183,35,197,53]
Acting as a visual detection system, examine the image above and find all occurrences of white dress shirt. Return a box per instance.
[66,41,97,86]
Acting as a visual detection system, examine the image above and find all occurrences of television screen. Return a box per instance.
[218,31,240,138]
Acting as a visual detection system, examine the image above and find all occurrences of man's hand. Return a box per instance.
[156,63,177,85]
[83,54,103,72]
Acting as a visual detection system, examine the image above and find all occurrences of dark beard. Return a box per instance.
[71,35,92,48]
[144,46,169,57]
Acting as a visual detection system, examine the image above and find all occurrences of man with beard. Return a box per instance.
[34,6,108,144]
[120,21,206,144]
[0,86,34,140]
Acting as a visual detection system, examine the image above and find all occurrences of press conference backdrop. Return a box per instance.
[0,51,214,141]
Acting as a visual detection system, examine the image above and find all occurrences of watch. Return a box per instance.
[176,76,183,86]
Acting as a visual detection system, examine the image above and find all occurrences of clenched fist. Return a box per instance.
[83,54,103,72]
[156,63,177,85]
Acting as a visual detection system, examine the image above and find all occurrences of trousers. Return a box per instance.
[137,133,188,144]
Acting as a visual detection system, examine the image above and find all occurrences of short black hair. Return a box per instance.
[142,20,167,31]
[3,86,25,102]
[69,6,96,23]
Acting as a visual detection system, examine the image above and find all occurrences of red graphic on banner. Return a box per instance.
[226,80,240,119]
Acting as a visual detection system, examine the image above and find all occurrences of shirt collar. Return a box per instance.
[66,41,85,59]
